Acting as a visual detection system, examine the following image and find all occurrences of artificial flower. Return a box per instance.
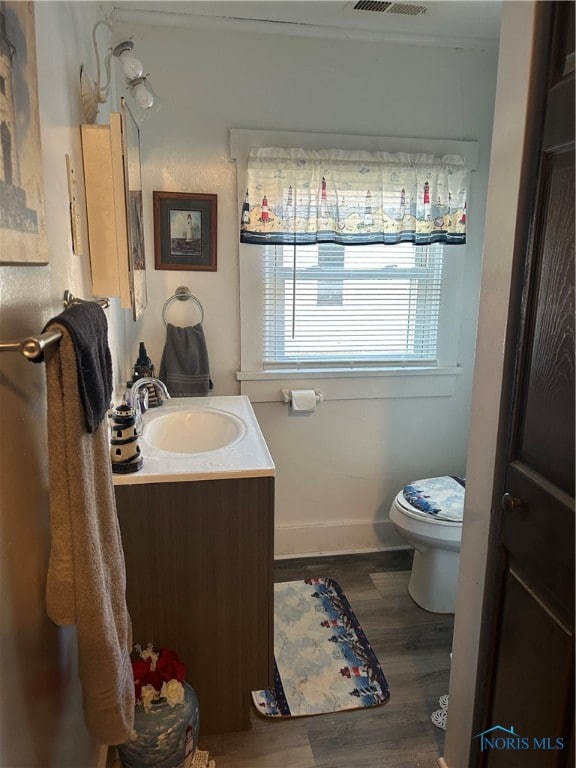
[140,646,159,669]
[140,684,158,712]
[130,643,186,711]
[156,649,186,683]
[160,679,186,707]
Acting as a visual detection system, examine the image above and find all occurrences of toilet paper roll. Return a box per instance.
[290,389,317,412]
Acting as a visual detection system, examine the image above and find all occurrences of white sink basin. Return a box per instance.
[144,407,246,453]
[113,396,275,485]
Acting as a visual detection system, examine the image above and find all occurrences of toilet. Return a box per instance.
[389,476,465,613]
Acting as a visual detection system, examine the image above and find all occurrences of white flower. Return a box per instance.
[140,646,159,671]
[140,684,157,712]
[160,679,185,708]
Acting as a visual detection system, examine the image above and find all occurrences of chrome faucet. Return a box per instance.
[127,377,171,417]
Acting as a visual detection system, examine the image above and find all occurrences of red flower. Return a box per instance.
[156,649,186,683]
[132,657,152,699]
[132,657,151,680]
[147,669,166,691]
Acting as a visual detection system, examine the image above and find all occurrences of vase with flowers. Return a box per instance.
[117,644,199,768]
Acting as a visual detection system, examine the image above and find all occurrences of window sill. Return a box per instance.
[236,366,463,402]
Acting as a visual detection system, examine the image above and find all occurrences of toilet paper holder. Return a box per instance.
[281,388,324,405]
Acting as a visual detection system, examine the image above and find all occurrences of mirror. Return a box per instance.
[121,97,147,320]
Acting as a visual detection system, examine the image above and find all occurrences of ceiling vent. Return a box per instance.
[352,1,429,16]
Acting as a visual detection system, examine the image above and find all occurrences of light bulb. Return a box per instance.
[131,80,154,110]
[119,49,143,80]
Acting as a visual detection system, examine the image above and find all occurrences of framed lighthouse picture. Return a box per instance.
[153,191,217,271]
[0,2,48,265]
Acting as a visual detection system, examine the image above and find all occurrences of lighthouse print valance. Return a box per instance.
[240,147,468,246]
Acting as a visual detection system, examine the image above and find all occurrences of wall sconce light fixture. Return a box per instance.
[80,20,156,123]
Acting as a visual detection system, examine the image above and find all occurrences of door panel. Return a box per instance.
[518,147,575,496]
[502,462,574,616]
[486,569,573,768]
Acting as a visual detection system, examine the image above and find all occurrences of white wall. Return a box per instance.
[117,18,499,555]
[0,2,127,765]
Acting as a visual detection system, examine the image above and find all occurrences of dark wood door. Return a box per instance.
[475,4,574,766]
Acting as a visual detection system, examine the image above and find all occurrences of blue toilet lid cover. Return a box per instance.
[402,476,466,521]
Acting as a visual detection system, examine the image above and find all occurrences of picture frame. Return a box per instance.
[0,2,48,265]
[153,192,217,271]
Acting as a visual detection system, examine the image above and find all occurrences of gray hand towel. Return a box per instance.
[159,322,213,396]
[39,302,113,433]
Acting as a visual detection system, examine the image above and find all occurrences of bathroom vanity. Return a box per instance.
[113,396,275,735]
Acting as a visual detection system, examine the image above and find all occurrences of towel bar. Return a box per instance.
[0,291,110,361]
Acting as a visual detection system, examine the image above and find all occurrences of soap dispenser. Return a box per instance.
[133,341,154,380]
[130,341,162,408]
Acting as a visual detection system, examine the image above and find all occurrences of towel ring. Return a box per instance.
[162,286,205,327]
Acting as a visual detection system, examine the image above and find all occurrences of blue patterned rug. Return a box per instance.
[252,578,390,717]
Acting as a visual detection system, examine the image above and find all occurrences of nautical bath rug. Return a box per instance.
[252,578,390,717]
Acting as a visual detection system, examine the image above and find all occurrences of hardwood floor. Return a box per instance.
[200,551,455,768]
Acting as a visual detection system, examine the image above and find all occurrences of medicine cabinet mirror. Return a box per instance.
[121,97,147,320]
[81,97,147,320]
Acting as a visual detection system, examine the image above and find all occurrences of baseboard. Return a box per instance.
[275,545,412,560]
[274,519,407,558]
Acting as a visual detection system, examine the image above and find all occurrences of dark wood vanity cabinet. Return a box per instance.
[115,475,274,736]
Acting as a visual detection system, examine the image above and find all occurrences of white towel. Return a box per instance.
[45,324,134,745]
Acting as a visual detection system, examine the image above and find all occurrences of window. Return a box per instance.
[263,242,444,367]
[231,129,478,392]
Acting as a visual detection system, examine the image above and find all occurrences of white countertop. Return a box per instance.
[112,395,275,485]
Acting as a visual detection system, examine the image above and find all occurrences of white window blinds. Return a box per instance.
[263,241,444,367]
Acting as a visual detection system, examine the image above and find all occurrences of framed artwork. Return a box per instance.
[153,192,217,271]
[0,2,48,265]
